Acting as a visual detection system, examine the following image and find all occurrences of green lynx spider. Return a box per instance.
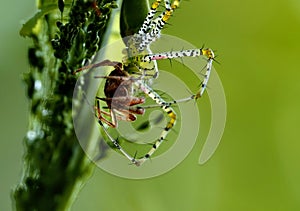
[76,0,215,166]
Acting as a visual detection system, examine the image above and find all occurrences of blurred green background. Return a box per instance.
[1,0,300,210]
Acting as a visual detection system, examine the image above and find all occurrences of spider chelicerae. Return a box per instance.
[75,0,215,166]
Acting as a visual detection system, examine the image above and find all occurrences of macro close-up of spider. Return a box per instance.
[6,0,300,209]
[75,0,215,166]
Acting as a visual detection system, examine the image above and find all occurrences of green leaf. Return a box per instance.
[19,4,57,37]
[120,0,150,38]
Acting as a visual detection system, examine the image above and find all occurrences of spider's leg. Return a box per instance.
[127,0,163,56]
[98,119,140,165]
[138,47,215,98]
[95,96,140,126]
[95,98,140,165]
[136,0,178,36]
[98,108,111,117]
[98,96,145,107]
[74,59,122,74]
[134,81,177,166]
[137,0,162,35]
[137,0,181,52]
[126,1,182,81]
[94,75,135,81]
[95,97,118,128]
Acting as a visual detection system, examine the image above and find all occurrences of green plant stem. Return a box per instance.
[13,0,117,210]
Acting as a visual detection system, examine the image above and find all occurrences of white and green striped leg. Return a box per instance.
[136,0,161,36]
[133,81,177,166]
[137,0,181,52]
[128,0,181,53]
[95,81,177,167]
[95,99,142,166]
[135,48,215,98]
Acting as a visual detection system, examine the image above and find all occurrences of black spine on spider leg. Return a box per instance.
[14,0,117,210]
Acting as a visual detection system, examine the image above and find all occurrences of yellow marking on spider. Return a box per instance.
[202,48,215,59]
